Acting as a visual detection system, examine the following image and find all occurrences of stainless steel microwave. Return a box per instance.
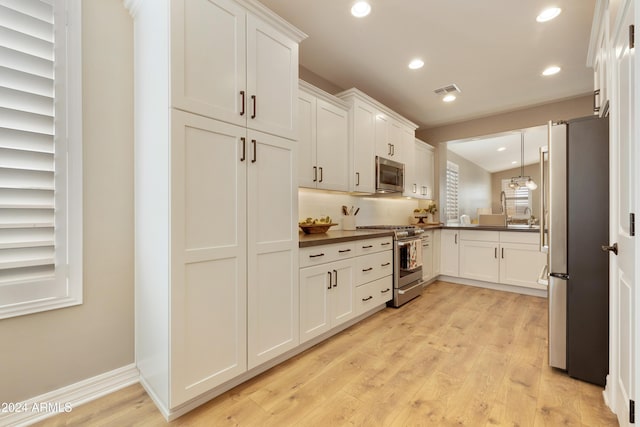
[376,156,405,193]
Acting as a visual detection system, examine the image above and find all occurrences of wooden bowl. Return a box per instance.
[299,223,337,234]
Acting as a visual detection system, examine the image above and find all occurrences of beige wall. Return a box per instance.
[417,95,594,144]
[300,66,345,94]
[0,1,134,402]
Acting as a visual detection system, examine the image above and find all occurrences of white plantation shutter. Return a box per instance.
[446,161,459,222]
[0,0,82,319]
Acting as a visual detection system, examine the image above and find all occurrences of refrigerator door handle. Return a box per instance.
[540,144,548,252]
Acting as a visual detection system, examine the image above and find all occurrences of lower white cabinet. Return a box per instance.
[440,229,460,276]
[457,230,546,290]
[299,237,393,343]
[421,230,434,280]
[299,258,355,342]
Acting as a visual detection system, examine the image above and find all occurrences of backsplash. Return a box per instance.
[299,188,423,229]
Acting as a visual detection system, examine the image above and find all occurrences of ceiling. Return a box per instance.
[259,0,597,129]
[447,125,548,173]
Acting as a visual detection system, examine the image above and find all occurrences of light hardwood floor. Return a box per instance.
[35,281,618,426]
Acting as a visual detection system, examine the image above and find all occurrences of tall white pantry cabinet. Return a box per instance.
[126,0,306,419]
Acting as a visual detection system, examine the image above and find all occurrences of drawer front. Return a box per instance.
[355,250,393,286]
[355,276,392,315]
[499,231,540,244]
[354,236,393,256]
[460,230,500,242]
[299,242,356,268]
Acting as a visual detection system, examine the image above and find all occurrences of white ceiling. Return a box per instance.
[447,124,548,173]
[259,0,597,129]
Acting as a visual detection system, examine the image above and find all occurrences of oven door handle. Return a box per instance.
[398,281,425,295]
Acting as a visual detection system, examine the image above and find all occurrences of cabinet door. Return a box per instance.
[433,230,441,276]
[422,232,434,280]
[297,90,317,188]
[423,144,435,199]
[388,120,404,162]
[330,259,355,326]
[316,99,349,191]
[171,0,246,126]
[247,129,299,369]
[170,111,247,405]
[440,230,459,276]
[499,243,547,289]
[459,240,499,282]
[402,129,416,197]
[299,265,332,343]
[351,100,376,193]
[246,14,298,140]
[374,112,391,159]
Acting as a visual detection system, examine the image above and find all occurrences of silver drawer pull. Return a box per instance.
[309,253,325,258]
[362,296,373,302]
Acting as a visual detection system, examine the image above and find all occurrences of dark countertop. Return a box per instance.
[298,229,395,248]
[440,224,540,233]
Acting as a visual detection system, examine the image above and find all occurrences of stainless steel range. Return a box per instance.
[357,225,424,307]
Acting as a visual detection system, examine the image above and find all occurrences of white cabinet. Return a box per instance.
[131,0,305,414]
[299,258,355,342]
[171,0,301,140]
[299,237,393,342]
[421,231,434,280]
[337,88,417,193]
[298,82,349,191]
[591,7,610,116]
[459,231,500,282]
[498,232,547,290]
[433,229,441,276]
[407,139,435,199]
[440,229,460,276]
[456,230,546,290]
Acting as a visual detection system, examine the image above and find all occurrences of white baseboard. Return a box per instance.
[0,364,139,427]
[438,275,548,298]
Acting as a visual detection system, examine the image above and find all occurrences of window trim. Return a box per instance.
[445,160,459,223]
[0,0,82,319]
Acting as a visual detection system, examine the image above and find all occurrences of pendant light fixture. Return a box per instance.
[508,132,538,190]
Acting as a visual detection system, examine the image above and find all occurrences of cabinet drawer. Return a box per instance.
[299,242,356,268]
[354,236,393,256]
[355,250,393,286]
[460,230,499,242]
[355,276,392,315]
[499,231,540,244]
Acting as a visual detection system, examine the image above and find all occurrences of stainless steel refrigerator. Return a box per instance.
[541,115,609,386]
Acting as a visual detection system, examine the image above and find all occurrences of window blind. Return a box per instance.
[446,161,459,221]
[0,0,56,293]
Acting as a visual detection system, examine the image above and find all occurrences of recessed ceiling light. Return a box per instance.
[542,65,561,76]
[443,94,456,102]
[351,1,371,18]
[536,7,562,22]
[497,147,506,152]
[408,59,424,70]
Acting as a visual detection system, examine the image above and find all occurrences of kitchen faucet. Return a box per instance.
[500,191,507,214]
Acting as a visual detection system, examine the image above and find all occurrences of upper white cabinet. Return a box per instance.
[298,81,349,191]
[337,88,418,193]
[172,0,300,140]
[590,5,610,116]
[129,0,305,416]
[406,139,435,199]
